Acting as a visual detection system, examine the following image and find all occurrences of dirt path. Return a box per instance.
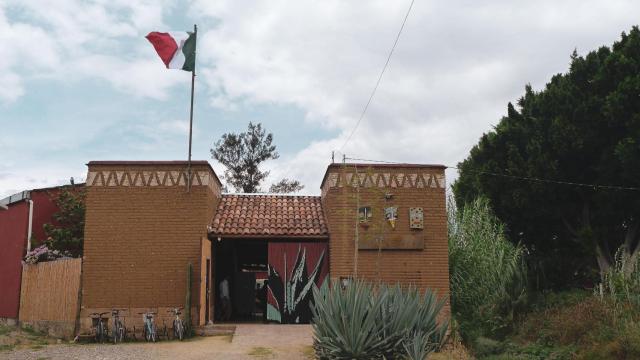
[1,324,315,360]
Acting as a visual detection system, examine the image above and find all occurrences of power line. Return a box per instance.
[339,0,416,152]
[342,156,640,192]
[450,166,640,192]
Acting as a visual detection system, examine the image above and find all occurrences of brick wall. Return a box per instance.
[321,163,450,311]
[80,161,220,331]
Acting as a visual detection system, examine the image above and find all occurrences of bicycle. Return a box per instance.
[138,311,157,342]
[110,309,127,343]
[89,312,109,343]
[168,307,185,340]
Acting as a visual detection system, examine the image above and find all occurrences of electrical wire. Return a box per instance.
[338,0,416,152]
[341,156,640,192]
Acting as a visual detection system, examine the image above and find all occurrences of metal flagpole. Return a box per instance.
[187,24,197,193]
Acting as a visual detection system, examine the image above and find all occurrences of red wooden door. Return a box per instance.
[266,242,329,323]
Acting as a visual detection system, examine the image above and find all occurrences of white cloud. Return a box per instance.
[0,0,180,103]
[2,1,639,195]
[191,0,640,192]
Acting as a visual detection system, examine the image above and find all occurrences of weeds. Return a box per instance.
[598,246,640,308]
[248,346,274,358]
[0,344,15,351]
[490,291,640,359]
[21,325,44,337]
[0,324,11,336]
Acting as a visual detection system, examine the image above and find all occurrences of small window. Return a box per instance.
[358,206,372,223]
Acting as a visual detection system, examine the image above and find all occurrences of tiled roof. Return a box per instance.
[209,194,329,238]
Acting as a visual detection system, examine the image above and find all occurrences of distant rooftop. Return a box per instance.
[0,183,84,208]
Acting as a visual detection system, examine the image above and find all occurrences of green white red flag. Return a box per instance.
[146,31,196,71]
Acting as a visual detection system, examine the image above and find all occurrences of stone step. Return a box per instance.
[198,324,236,337]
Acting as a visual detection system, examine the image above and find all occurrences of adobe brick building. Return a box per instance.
[80,160,448,331]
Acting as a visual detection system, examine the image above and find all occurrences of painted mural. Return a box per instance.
[267,242,329,324]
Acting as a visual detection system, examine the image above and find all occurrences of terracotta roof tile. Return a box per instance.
[209,194,329,238]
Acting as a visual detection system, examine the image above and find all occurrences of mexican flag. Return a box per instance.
[146,31,196,71]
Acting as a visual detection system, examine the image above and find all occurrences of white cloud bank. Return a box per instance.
[1,0,639,197]
[0,0,182,104]
[191,0,640,193]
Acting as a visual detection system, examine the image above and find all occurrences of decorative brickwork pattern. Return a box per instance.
[86,169,221,197]
[210,195,328,237]
[321,169,446,197]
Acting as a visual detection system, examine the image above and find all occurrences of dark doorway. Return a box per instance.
[213,239,268,323]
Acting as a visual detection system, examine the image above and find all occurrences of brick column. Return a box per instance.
[80,161,221,332]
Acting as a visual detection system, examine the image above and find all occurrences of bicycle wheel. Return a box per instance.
[144,323,151,342]
[94,324,100,343]
[175,320,184,341]
[116,323,124,342]
[151,323,157,342]
[112,323,118,344]
[99,322,106,343]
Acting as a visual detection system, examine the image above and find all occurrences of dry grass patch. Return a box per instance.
[0,324,56,352]
[248,346,274,358]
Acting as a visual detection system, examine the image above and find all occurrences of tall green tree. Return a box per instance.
[43,187,86,257]
[211,122,304,193]
[454,27,640,288]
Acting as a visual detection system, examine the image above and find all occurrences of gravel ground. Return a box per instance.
[1,324,314,360]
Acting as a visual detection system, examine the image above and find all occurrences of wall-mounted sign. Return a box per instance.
[385,207,398,229]
[409,207,424,229]
[358,207,372,223]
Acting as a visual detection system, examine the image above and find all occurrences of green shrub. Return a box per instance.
[311,280,448,360]
[42,187,85,257]
[448,197,527,340]
[598,246,640,307]
[473,337,503,357]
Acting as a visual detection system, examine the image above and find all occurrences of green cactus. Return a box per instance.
[185,262,192,335]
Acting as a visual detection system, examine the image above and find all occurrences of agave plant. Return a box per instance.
[267,245,326,323]
[378,284,448,358]
[311,280,390,359]
[403,331,434,360]
[311,280,448,360]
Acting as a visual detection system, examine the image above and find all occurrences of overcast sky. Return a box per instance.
[1,0,638,198]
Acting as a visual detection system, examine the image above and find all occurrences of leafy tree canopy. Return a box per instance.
[43,186,86,257]
[454,27,640,289]
[211,122,304,193]
[269,178,304,193]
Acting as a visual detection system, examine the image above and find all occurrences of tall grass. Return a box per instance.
[598,246,640,307]
[448,197,527,340]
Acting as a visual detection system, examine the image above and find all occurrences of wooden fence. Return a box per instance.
[19,258,82,338]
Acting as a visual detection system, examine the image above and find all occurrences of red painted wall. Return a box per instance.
[0,187,67,319]
[0,201,29,319]
[29,189,63,245]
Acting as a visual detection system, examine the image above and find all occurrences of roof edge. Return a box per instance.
[320,162,447,190]
[222,193,321,198]
[208,234,329,240]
